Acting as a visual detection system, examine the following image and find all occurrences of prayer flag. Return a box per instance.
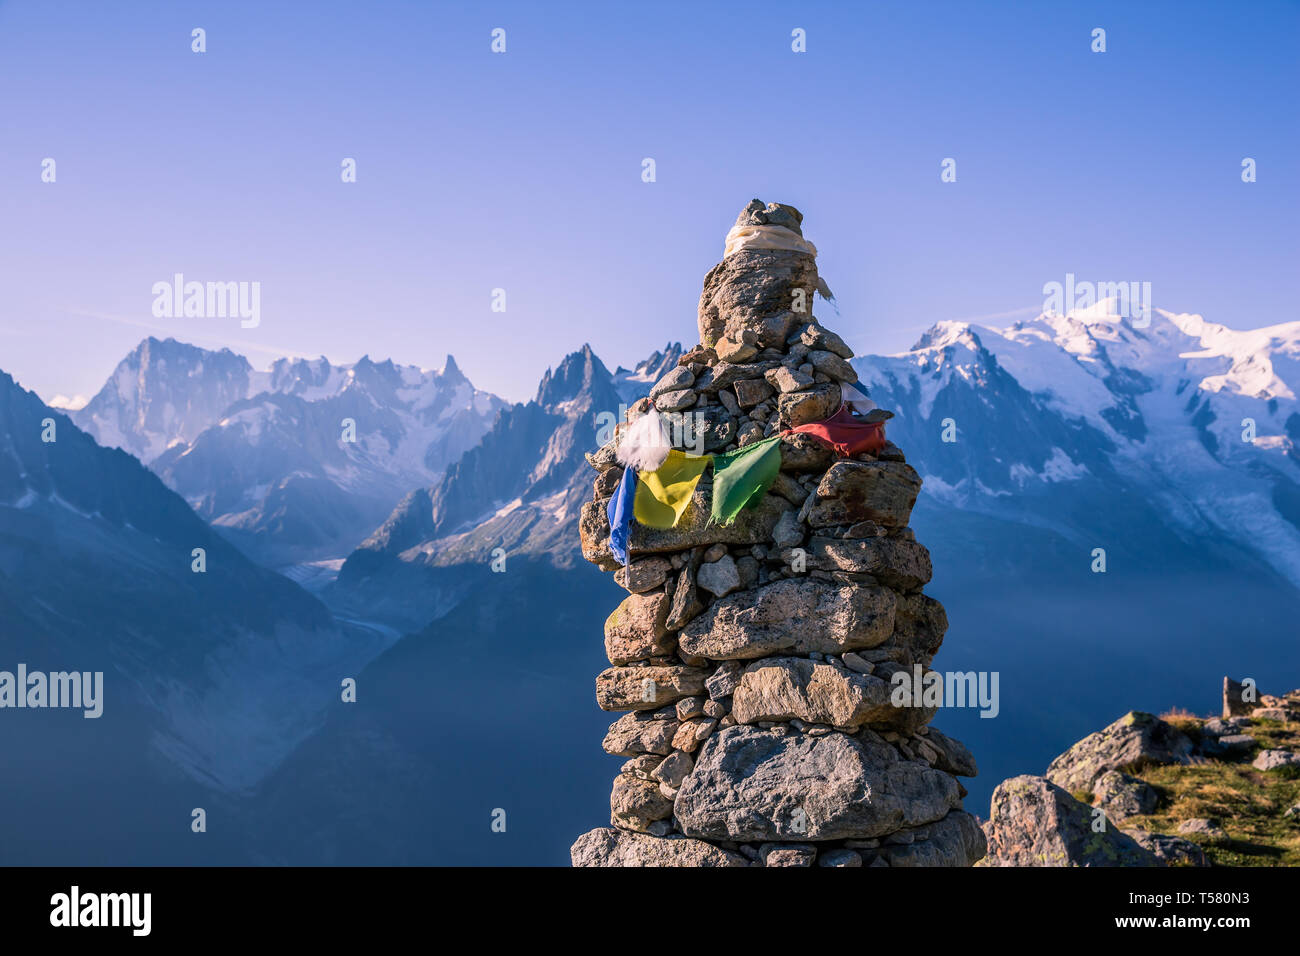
[790,404,886,457]
[710,435,782,525]
[606,466,637,565]
[633,450,711,529]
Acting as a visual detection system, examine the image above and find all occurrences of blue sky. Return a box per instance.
[1,0,1296,404]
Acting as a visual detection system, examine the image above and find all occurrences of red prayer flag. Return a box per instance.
[789,404,886,457]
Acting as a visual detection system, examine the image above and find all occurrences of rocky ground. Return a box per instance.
[981,679,1300,866]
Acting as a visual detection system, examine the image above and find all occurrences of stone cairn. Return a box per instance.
[571,200,987,867]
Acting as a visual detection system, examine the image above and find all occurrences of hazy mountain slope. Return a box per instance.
[0,371,392,862]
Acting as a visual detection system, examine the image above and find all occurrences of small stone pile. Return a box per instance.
[570,200,986,867]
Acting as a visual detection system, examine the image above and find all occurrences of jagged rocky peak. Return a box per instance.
[571,201,984,868]
[536,344,612,408]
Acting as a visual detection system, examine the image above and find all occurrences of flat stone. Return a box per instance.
[651,750,694,788]
[731,657,897,729]
[807,349,858,382]
[596,666,709,712]
[808,535,933,591]
[922,726,979,777]
[765,365,814,393]
[614,557,672,593]
[771,510,803,549]
[602,711,680,756]
[706,660,745,700]
[680,578,896,661]
[715,337,758,363]
[570,828,748,867]
[649,365,695,399]
[654,388,697,412]
[734,377,774,408]
[697,554,741,598]
[761,845,817,867]
[800,324,854,359]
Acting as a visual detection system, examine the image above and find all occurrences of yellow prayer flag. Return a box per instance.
[632,450,711,529]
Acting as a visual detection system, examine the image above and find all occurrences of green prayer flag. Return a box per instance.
[710,435,782,525]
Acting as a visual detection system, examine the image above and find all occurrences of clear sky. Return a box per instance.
[1,0,1296,405]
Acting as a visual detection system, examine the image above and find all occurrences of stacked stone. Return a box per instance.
[571,200,986,867]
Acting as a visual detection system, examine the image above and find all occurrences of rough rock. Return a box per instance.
[808,535,933,591]
[680,578,896,660]
[571,828,748,867]
[1092,770,1159,821]
[1045,712,1193,794]
[596,665,708,711]
[980,775,1161,867]
[696,554,741,598]
[610,774,674,831]
[675,725,961,842]
[1123,829,1209,867]
[806,461,922,529]
[603,591,673,664]
[730,656,896,729]
[878,810,986,867]
[697,249,817,349]
[602,711,680,756]
[1252,749,1300,771]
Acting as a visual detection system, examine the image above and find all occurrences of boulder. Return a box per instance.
[980,775,1161,867]
[1045,712,1193,794]
[806,461,922,529]
[1177,818,1227,841]
[675,725,961,842]
[570,828,748,867]
[680,578,896,661]
[1252,749,1300,772]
